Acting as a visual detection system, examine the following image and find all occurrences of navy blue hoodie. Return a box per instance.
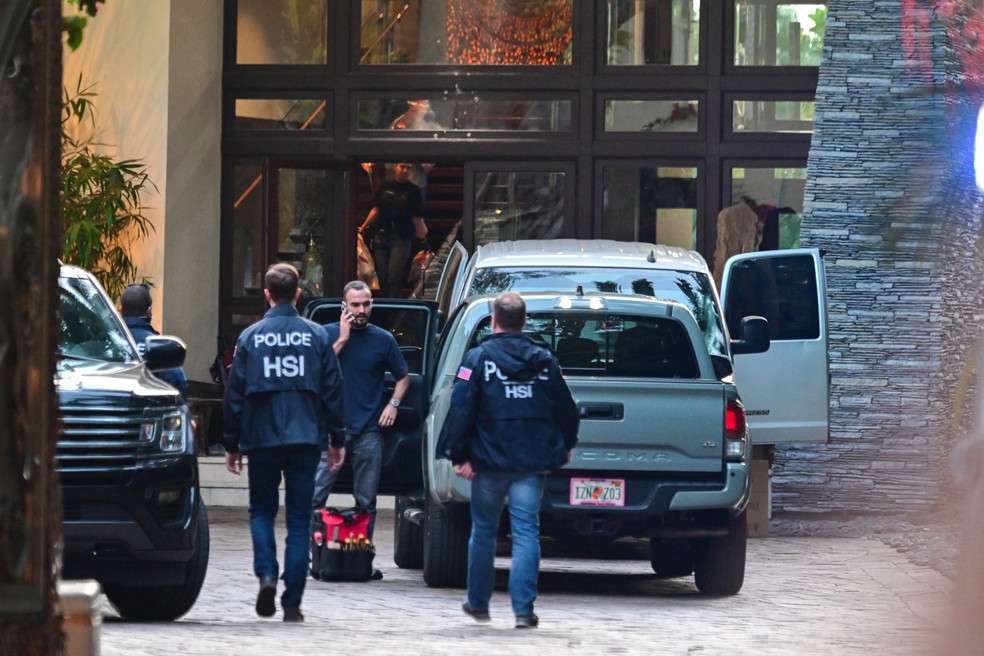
[437,332,579,473]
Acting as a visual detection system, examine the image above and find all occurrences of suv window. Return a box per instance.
[469,266,726,356]
[58,276,138,363]
[470,312,699,379]
[305,303,430,374]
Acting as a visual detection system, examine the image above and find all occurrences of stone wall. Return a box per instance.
[784,0,973,514]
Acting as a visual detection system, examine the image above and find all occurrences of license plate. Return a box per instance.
[569,478,625,507]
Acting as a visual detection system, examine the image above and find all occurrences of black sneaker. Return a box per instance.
[370,568,384,581]
[283,608,305,623]
[255,577,277,618]
[461,602,491,623]
[515,613,539,629]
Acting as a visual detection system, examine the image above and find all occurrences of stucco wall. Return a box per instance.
[62,1,221,381]
[163,0,222,383]
[792,0,979,514]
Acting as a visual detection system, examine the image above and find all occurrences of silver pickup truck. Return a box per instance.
[420,291,762,595]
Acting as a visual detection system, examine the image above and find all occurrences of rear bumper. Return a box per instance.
[542,462,749,518]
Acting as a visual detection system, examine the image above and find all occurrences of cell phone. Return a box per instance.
[341,301,348,312]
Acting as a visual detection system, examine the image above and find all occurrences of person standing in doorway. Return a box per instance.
[223,263,345,622]
[437,291,580,629]
[358,162,428,298]
[311,280,410,580]
[120,283,189,399]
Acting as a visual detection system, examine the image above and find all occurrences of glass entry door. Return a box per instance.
[223,162,348,342]
[463,161,575,248]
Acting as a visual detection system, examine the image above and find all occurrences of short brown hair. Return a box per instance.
[265,263,299,303]
[493,291,526,332]
[342,280,372,299]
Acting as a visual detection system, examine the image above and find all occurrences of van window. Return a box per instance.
[468,266,727,356]
[469,312,700,379]
[724,254,819,341]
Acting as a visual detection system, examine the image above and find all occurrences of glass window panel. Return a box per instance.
[732,99,814,133]
[470,313,700,378]
[734,2,826,66]
[604,100,699,132]
[358,97,571,132]
[728,167,806,251]
[360,0,573,65]
[232,163,265,296]
[237,0,328,65]
[303,304,431,374]
[235,99,328,130]
[602,166,698,249]
[605,0,700,66]
[474,171,566,244]
[277,168,331,299]
[724,254,819,341]
[467,266,727,355]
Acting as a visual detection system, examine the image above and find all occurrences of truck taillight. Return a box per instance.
[724,400,746,460]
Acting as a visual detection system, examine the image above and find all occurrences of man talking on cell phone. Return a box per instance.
[311,280,410,580]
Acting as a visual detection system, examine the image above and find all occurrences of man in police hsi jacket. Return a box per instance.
[437,291,579,630]
[223,263,345,623]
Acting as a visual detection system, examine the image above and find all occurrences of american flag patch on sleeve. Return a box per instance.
[456,366,472,381]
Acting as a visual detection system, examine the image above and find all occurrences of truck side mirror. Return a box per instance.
[144,335,187,371]
[730,316,770,355]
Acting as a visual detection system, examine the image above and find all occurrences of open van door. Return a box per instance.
[303,298,440,495]
[434,241,469,314]
[720,249,829,445]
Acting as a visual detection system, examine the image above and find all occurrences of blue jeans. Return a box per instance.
[312,430,383,539]
[467,472,546,617]
[247,444,320,611]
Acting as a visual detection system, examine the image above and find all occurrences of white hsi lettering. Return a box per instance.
[263,355,306,378]
[254,332,312,348]
[503,384,533,399]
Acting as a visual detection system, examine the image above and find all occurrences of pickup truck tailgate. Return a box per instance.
[567,378,727,473]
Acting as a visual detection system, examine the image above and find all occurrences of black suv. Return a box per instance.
[56,264,209,621]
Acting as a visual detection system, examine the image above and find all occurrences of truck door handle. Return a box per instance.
[577,402,623,420]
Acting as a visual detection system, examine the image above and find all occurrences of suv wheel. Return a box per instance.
[649,538,695,578]
[422,496,469,588]
[393,496,423,569]
[105,500,210,621]
[693,510,746,595]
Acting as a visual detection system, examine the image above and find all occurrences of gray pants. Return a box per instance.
[312,430,383,540]
[372,232,411,298]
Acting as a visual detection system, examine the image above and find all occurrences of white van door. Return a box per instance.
[720,249,829,444]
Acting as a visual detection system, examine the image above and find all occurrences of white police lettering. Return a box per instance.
[253,332,312,348]
[504,384,533,399]
[483,360,550,399]
[263,355,305,378]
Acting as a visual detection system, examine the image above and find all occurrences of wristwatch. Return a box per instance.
[389,398,401,408]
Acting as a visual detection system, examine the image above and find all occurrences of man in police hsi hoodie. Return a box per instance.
[223,263,345,623]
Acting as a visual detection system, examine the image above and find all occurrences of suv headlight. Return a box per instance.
[160,408,190,453]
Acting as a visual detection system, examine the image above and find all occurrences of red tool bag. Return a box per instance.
[310,507,375,582]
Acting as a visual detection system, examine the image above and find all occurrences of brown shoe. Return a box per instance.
[283,608,305,623]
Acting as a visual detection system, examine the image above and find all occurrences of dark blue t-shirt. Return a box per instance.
[325,322,409,435]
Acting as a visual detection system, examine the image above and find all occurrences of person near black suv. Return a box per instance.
[56,264,209,621]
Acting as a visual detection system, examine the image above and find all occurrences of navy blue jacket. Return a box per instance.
[222,304,345,453]
[437,332,579,473]
[124,315,189,398]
